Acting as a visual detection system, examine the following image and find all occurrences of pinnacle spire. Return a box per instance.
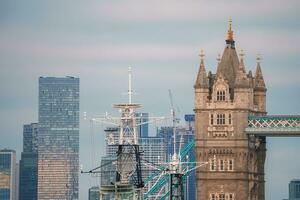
[195,49,209,88]
[239,49,246,73]
[227,17,234,41]
[234,49,249,88]
[254,54,266,90]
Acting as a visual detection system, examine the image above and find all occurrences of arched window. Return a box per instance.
[217,114,226,125]
[217,90,226,101]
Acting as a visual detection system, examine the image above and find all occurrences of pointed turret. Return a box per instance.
[234,50,249,88]
[195,50,209,88]
[238,49,246,73]
[248,70,254,88]
[253,54,267,113]
[216,18,239,88]
[254,55,266,91]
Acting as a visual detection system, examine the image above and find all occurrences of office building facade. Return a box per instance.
[136,113,149,138]
[289,179,300,200]
[0,149,17,200]
[19,123,38,200]
[89,186,100,200]
[37,77,79,199]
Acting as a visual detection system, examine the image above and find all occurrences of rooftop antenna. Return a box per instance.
[128,66,133,104]
[168,89,178,162]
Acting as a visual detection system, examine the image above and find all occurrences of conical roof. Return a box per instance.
[216,19,240,87]
[195,52,209,88]
[254,61,266,90]
[216,45,240,87]
[234,51,250,88]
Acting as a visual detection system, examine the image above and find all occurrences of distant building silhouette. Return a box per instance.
[289,179,300,200]
[37,77,80,199]
[0,149,17,200]
[19,123,38,200]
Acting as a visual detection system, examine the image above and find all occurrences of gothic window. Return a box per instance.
[219,159,224,171]
[210,194,216,200]
[217,114,226,125]
[217,90,226,101]
[228,114,232,124]
[219,193,225,200]
[210,158,216,171]
[210,114,214,125]
[228,159,234,171]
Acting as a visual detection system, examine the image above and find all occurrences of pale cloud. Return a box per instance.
[236,30,300,55]
[1,29,299,63]
[0,39,195,60]
[98,0,299,22]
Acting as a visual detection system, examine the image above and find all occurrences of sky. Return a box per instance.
[0,0,300,199]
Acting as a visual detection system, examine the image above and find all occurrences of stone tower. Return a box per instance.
[194,20,267,200]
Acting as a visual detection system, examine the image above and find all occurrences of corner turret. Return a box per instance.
[194,50,209,89]
[194,50,209,109]
[253,55,267,113]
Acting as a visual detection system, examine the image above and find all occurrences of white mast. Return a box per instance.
[128,66,133,104]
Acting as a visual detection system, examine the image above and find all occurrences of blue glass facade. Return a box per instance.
[0,149,16,200]
[37,77,79,199]
[135,113,149,138]
[88,186,100,200]
[289,179,300,200]
[19,123,38,200]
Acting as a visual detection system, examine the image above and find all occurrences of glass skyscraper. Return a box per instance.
[37,77,79,199]
[19,123,38,200]
[135,113,149,138]
[88,186,100,200]
[289,179,300,200]
[0,149,17,200]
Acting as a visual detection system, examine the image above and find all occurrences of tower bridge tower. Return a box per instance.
[194,19,267,200]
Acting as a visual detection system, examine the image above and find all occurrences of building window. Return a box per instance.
[217,90,225,101]
[211,193,234,200]
[229,114,232,124]
[210,114,214,125]
[228,159,234,171]
[219,193,225,200]
[217,114,225,125]
[219,159,224,171]
[210,194,216,200]
[210,158,216,171]
[227,193,234,200]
